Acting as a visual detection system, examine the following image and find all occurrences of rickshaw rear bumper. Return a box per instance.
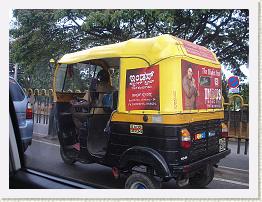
[171,149,231,175]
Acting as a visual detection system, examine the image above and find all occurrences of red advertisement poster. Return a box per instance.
[181,60,222,110]
[126,65,160,111]
[177,38,217,62]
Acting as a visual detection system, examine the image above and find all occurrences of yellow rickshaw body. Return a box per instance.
[53,35,230,184]
[55,34,223,124]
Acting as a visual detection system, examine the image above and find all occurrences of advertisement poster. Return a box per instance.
[181,60,222,110]
[126,65,160,111]
[177,38,217,62]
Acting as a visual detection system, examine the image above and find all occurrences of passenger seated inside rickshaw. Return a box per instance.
[71,69,116,157]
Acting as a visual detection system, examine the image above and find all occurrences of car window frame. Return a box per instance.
[9,94,97,189]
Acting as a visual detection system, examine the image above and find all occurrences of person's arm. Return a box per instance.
[71,101,89,108]
[70,91,90,109]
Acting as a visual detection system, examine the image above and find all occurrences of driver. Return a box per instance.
[71,69,114,130]
[91,69,114,114]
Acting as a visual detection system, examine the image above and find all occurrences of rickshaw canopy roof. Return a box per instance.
[58,34,220,65]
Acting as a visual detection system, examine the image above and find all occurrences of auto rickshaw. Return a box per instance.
[52,34,230,188]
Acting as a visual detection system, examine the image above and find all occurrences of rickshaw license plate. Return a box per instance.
[130,124,143,135]
[219,138,226,152]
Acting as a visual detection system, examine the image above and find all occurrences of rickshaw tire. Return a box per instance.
[189,163,214,188]
[125,173,161,189]
[60,147,76,165]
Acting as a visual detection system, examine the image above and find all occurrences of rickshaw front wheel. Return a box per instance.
[60,147,76,165]
[125,173,161,189]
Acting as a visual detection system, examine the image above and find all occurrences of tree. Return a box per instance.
[10,9,249,89]
[239,83,249,104]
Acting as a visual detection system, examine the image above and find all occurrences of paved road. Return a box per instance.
[24,136,249,189]
[219,141,249,170]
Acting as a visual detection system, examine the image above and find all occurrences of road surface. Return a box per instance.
[24,135,249,189]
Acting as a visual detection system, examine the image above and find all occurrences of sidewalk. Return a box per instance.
[33,123,59,145]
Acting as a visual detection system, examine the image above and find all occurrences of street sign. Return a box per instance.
[228,76,239,88]
[229,87,240,94]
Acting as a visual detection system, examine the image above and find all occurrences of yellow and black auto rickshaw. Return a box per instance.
[53,34,230,188]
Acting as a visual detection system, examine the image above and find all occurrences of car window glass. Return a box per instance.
[9,79,25,101]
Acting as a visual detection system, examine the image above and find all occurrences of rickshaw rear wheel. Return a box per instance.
[125,173,161,189]
[189,164,214,188]
[60,147,76,165]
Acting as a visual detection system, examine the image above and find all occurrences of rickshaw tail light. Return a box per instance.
[180,129,191,149]
[221,123,228,138]
[181,141,191,149]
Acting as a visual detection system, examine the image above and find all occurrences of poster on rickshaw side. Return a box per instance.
[181,60,222,110]
[126,65,160,111]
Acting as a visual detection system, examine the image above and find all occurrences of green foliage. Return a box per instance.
[239,83,249,104]
[10,9,249,89]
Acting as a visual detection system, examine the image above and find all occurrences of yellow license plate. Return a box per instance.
[130,124,143,135]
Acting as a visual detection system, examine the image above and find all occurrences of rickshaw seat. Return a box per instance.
[87,114,111,157]
[59,112,74,128]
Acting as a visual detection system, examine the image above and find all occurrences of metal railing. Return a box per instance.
[25,88,54,125]
[223,94,249,155]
